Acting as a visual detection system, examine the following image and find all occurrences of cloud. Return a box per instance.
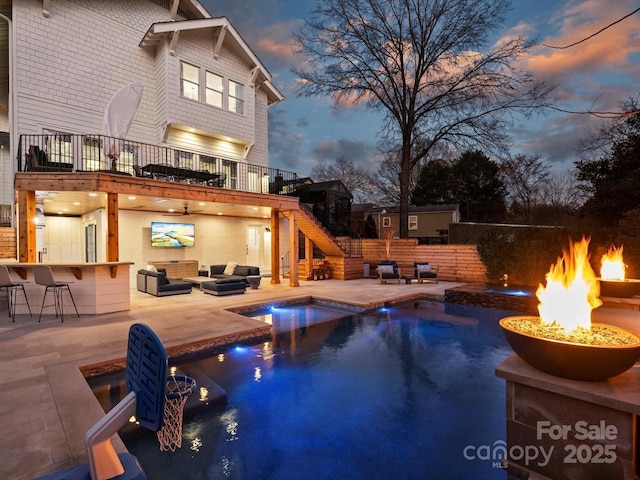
[526,1,640,82]
[309,138,381,171]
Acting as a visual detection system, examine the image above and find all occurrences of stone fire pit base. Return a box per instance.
[496,354,640,479]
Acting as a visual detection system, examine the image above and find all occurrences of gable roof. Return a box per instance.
[139,17,284,105]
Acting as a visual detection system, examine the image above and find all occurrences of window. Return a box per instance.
[205,72,223,108]
[181,62,199,100]
[228,80,244,114]
[382,217,391,228]
[408,215,418,230]
[82,136,106,171]
[45,131,73,164]
[174,150,193,170]
[221,159,236,189]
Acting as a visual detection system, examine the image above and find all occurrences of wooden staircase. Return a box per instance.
[280,207,348,257]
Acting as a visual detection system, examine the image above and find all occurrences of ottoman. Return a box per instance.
[202,278,246,296]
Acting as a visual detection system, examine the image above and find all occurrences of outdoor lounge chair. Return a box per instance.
[378,261,401,284]
[414,262,438,284]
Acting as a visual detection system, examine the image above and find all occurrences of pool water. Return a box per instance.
[93,301,515,480]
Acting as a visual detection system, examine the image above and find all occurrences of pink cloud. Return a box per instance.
[525,1,640,80]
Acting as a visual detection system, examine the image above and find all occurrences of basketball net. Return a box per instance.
[157,375,196,452]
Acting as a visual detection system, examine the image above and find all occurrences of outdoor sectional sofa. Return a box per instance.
[209,263,260,284]
[137,269,192,296]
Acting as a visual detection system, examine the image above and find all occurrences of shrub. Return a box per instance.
[477,227,569,286]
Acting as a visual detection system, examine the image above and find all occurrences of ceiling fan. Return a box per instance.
[163,205,195,216]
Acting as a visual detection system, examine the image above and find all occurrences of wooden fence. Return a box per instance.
[361,239,488,282]
[0,227,16,259]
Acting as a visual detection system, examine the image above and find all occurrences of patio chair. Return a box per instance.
[378,261,401,284]
[414,262,439,284]
[0,265,32,321]
[34,265,79,322]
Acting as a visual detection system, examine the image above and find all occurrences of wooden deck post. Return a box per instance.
[270,209,280,284]
[17,190,36,262]
[106,193,119,262]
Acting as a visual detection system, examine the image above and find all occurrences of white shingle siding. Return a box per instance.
[11,0,270,166]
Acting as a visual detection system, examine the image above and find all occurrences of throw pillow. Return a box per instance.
[416,263,431,273]
[224,261,238,275]
[146,264,157,272]
[378,264,395,274]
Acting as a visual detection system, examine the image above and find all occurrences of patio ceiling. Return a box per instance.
[35,190,274,219]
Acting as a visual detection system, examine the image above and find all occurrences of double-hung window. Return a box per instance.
[228,80,244,114]
[181,62,199,100]
[382,217,391,228]
[408,215,418,230]
[205,72,223,108]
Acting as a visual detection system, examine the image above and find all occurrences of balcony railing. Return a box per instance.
[17,134,302,195]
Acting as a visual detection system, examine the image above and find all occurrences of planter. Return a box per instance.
[598,278,640,298]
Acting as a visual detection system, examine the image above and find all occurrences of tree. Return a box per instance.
[500,153,550,224]
[452,150,506,222]
[294,0,552,237]
[310,156,372,202]
[575,100,640,229]
[411,159,456,206]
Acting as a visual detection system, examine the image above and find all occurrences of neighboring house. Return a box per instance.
[0,0,352,285]
[355,204,460,244]
[288,180,353,236]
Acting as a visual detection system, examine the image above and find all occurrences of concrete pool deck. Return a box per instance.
[0,277,460,480]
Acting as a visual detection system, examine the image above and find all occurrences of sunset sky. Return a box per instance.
[201,0,640,178]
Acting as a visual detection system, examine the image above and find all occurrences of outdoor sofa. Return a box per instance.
[209,263,260,285]
[137,269,192,297]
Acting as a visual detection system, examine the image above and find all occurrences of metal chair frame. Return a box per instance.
[0,265,33,321]
[34,266,79,322]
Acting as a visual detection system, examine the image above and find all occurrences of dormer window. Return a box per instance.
[180,62,199,100]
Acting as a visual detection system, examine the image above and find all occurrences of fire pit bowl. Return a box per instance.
[499,316,640,381]
[598,278,640,298]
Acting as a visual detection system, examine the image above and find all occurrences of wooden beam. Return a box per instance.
[107,193,119,262]
[270,209,280,284]
[213,25,227,59]
[289,210,299,287]
[14,173,301,211]
[17,191,36,262]
[305,236,313,280]
[169,31,180,56]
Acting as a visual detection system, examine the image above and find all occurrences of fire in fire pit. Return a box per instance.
[499,237,640,381]
[598,245,640,297]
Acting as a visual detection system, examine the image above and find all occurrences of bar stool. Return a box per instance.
[0,265,32,321]
[34,265,79,322]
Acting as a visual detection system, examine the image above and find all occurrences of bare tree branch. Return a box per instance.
[294,0,554,237]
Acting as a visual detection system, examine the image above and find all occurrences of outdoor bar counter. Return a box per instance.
[5,262,134,315]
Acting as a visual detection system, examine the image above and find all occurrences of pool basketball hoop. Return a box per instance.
[157,374,196,451]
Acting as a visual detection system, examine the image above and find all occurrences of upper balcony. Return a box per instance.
[17,134,303,196]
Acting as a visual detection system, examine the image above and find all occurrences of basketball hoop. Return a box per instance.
[157,374,196,452]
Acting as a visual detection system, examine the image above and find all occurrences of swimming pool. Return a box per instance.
[90,301,515,479]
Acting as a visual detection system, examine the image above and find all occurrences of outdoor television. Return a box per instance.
[151,221,195,248]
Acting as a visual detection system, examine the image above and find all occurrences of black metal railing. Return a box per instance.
[17,134,302,195]
[335,235,363,257]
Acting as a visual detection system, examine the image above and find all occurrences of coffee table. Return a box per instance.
[182,276,213,291]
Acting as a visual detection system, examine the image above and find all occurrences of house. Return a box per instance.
[0,0,355,288]
[288,180,353,236]
[355,204,460,244]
